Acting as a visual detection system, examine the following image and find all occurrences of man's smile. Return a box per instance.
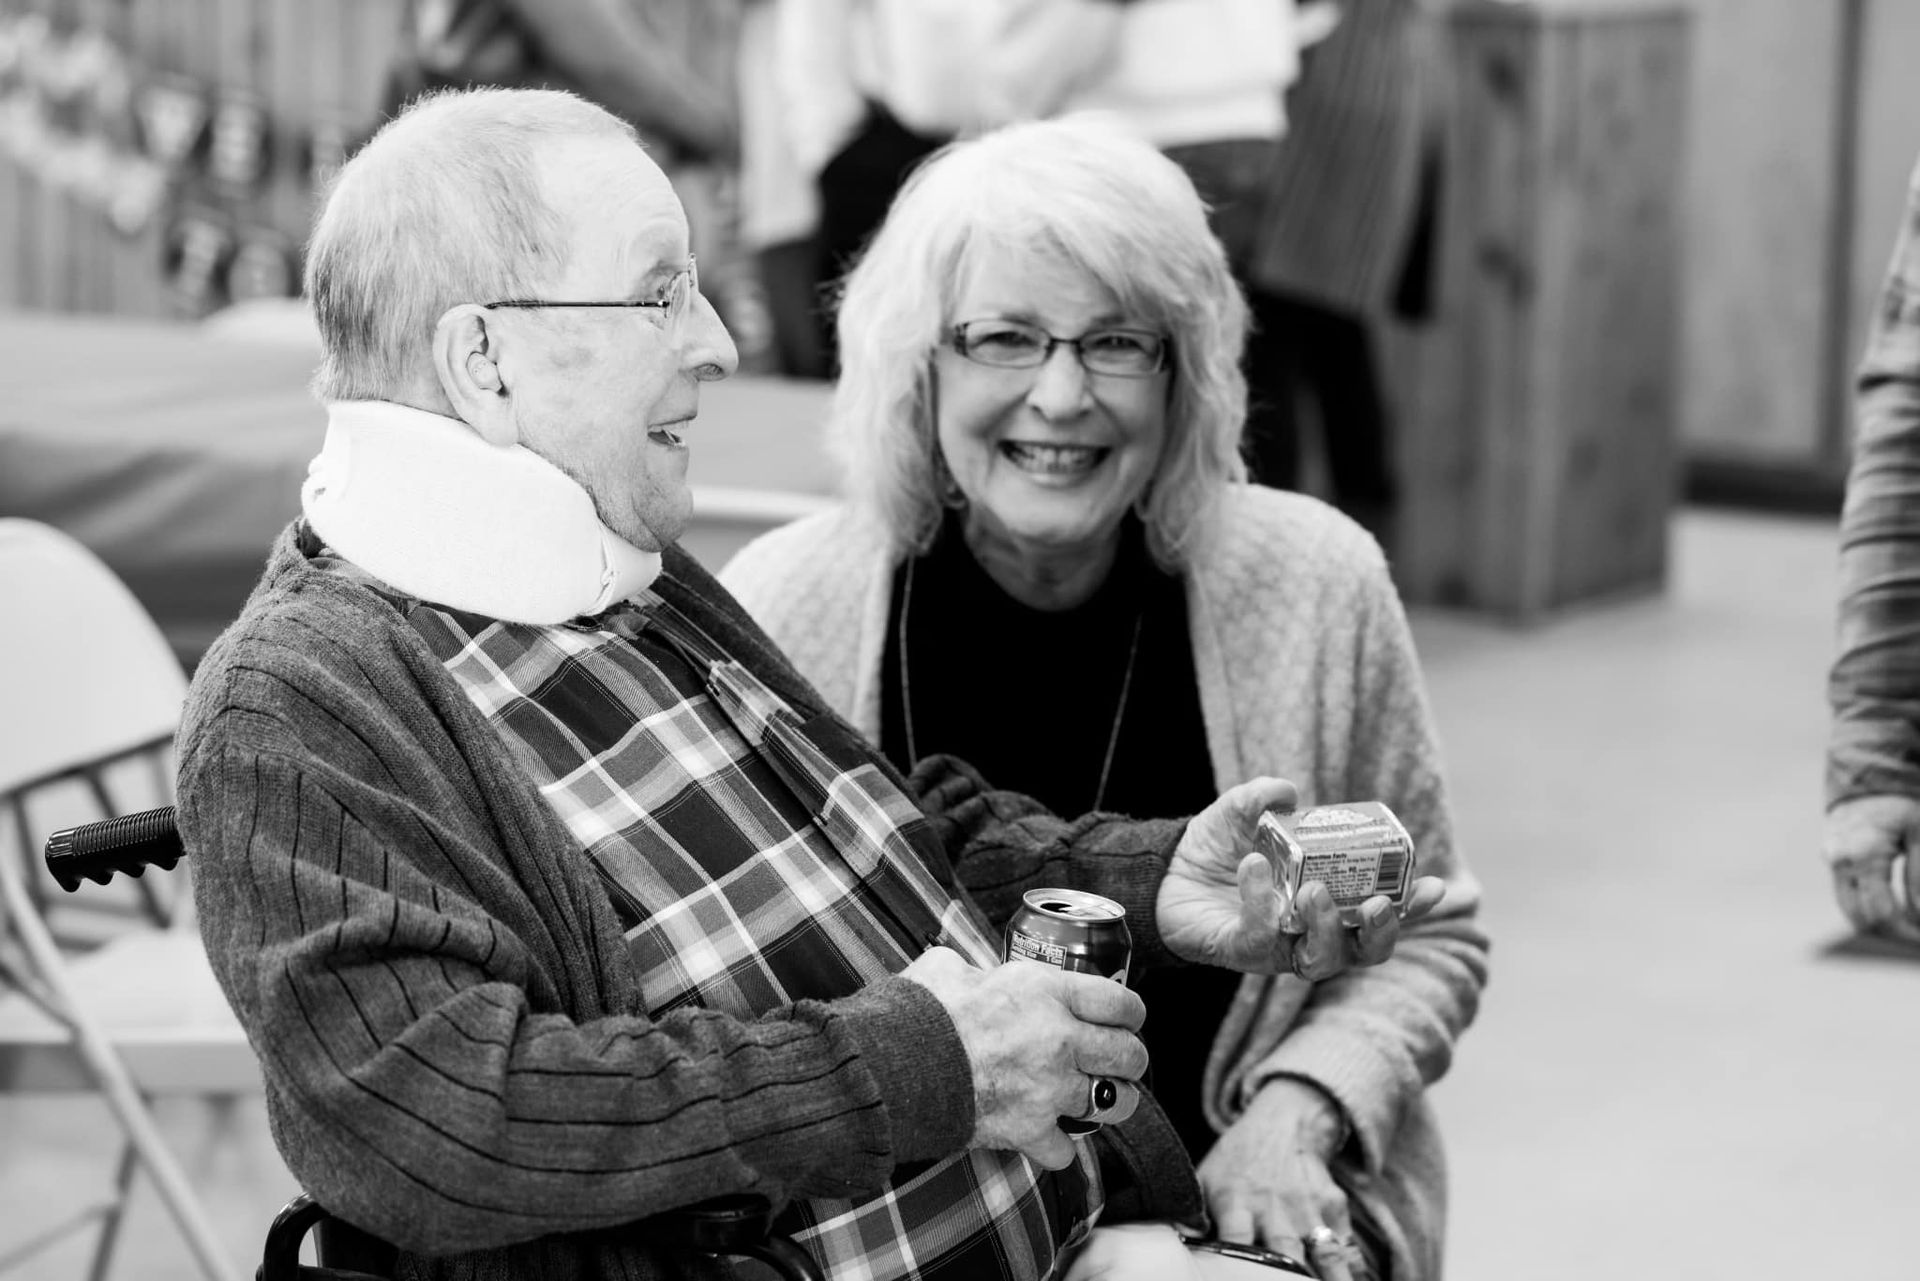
[648,414,693,448]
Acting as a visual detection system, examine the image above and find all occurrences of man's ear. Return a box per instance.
[433,305,518,447]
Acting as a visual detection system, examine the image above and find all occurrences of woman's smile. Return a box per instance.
[999,440,1112,479]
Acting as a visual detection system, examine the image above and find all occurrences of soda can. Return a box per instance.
[1003,888,1132,1135]
[1255,801,1417,929]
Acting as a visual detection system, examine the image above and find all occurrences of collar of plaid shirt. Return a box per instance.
[303,400,663,624]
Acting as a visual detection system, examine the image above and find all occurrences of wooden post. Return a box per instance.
[0,0,24,308]
[26,0,75,310]
[1396,1,1691,620]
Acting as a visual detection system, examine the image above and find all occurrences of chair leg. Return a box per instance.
[0,1201,115,1274]
[85,1140,140,1281]
[7,797,53,925]
[0,835,241,1281]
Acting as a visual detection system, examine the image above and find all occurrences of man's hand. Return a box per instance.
[1198,1079,1363,1279]
[900,948,1146,1170]
[1157,778,1446,979]
[1825,794,1920,942]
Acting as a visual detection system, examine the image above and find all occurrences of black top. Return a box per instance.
[879,510,1241,1161]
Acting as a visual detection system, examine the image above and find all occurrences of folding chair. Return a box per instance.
[46,809,826,1281]
[0,519,253,1281]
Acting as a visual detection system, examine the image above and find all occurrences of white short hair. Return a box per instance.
[305,88,637,403]
[827,115,1250,571]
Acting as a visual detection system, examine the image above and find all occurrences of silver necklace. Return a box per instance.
[897,554,1145,813]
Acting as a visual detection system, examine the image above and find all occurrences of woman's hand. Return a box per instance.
[1198,1078,1365,1278]
[1158,777,1446,979]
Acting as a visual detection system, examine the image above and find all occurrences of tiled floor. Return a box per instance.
[3,507,1908,1279]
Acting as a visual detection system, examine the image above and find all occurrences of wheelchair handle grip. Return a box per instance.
[45,804,184,892]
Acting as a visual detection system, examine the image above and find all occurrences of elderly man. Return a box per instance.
[178,88,1417,1280]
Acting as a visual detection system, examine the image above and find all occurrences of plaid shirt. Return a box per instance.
[391,584,1101,1281]
[1833,158,1920,808]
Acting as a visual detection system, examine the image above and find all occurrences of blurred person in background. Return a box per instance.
[737,0,832,377]
[1828,153,1920,945]
[1055,0,1301,282]
[183,87,1424,1281]
[388,0,737,163]
[769,0,1249,371]
[1238,0,1446,547]
[722,117,1488,1281]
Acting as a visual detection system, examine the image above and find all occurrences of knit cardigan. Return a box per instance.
[176,522,1200,1280]
[721,484,1491,1280]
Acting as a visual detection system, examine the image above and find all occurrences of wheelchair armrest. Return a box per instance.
[636,1193,824,1280]
[259,1192,824,1281]
[257,1194,392,1281]
[635,1191,775,1253]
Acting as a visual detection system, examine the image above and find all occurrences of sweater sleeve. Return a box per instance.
[1829,159,1920,810]
[179,654,973,1257]
[909,754,1189,970]
[1237,557,1490,1174]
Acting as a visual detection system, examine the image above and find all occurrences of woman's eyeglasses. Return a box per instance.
[483,255,699,337]
[949,318,1169,378]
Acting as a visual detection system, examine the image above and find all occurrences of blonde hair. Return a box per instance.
[305,88,637,403]
[827,115,1250,570]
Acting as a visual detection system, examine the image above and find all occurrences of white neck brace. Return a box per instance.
[301,401,663,624]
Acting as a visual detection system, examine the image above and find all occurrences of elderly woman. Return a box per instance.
[721,117,1487,1280]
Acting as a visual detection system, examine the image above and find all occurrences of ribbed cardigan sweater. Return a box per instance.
[176,523,1198,1280]
[721,485,1490,1280]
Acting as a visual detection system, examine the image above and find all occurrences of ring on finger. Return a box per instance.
[1289,944,1316,981]
[1309,1225,1365,1271]
[1082,1075,1121,1121]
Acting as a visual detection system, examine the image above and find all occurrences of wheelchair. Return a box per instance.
[44,805,824,1281]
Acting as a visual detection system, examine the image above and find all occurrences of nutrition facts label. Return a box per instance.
[1305,852,1382,902]
[1302,849,1399,899]
[1007,931,1067,967]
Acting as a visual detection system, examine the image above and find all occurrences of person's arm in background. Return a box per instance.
[496,0,736,160]
[736,0,823,254]
[1827,156,1920,942]
[771,0,865,181]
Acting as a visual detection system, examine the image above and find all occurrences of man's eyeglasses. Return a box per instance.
[949,318,1170,378]
[483,255,699,337]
